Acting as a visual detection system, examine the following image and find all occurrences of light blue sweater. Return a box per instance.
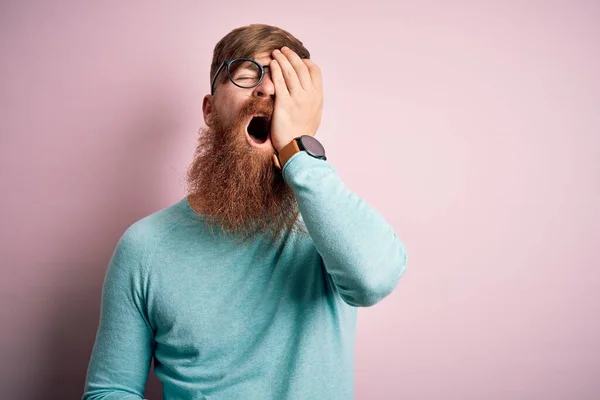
[83,151,407,399]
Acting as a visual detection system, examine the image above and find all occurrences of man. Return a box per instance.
[83,23,407,400]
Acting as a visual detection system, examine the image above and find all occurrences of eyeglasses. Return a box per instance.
[211,58,270,95]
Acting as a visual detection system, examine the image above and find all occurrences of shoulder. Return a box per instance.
[111,198,190,268]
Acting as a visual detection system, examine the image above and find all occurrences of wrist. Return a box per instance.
[273,137,295,153]
[272,135,327,170]
[273,138,300,170]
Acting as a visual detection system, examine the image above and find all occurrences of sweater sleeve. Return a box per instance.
[82,227,155,400]
[283,151,408,307]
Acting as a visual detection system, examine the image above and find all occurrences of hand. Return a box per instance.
[269,47,323,153]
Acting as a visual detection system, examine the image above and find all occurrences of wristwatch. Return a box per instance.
[273,135,327,170]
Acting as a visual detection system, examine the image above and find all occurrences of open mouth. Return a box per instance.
[246,115,271,145]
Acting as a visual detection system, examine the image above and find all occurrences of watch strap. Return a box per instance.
[273,138,301,170]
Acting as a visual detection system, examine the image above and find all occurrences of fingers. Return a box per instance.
[270,47,322,102]
[281,47,313,90]
[269,57,290,98]
[271,48,301,93]
[272,47,315,92]
[302,58,322,91]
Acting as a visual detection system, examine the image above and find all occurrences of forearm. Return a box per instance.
[283,152,408,306]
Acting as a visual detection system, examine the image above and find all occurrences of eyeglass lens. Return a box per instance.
[228,60,263,88]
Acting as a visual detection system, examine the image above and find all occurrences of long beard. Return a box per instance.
[186,97,305,243]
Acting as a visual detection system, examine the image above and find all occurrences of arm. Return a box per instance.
[283,151,408,307]
[82,229,154,399]
[267,47,407,306]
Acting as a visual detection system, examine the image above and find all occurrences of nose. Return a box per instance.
[252,70,275,99]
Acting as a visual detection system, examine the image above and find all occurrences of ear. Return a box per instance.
[202,94,214,127]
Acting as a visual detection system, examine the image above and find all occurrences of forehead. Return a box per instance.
[252,51,273,65]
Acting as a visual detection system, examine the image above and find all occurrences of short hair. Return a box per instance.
[210,24,310,88]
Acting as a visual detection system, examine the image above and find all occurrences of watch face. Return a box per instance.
[299,135,326,158]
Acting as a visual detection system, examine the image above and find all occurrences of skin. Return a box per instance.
[186,47,322,241]
[202,47,324,154]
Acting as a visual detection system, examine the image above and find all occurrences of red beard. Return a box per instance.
[186,96,305,243]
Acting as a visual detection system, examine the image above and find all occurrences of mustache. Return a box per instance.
[238,97,275,120]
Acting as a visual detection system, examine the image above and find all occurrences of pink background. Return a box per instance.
[1,1,599,399]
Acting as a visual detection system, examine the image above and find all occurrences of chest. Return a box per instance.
[145,237,337,366]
